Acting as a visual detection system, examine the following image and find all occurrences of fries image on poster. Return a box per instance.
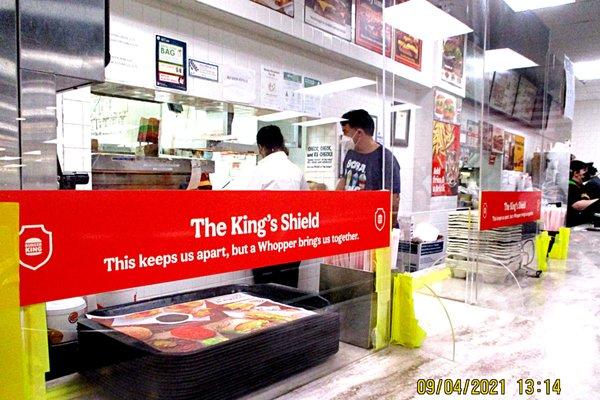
[432,121,460,197]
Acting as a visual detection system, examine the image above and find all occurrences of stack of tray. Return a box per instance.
[78,284,339,400]
[447,211,523,281]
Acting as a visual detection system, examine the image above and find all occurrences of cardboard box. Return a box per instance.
[398,238,446,272]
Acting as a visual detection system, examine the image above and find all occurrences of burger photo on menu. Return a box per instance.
[441,35,465,87]
[305,0,352,41]
[355,0,393,57]
[251,0,294,17]
[434,90,461,125]
[395,31,422,70]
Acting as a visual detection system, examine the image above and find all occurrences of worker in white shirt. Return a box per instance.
[228,125,309,190]
[228,125,308,287]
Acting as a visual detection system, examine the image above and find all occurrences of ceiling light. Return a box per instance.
[391,103,422,112]
[0,147,5,152]
[257,111,306,122]
[0,156,21,161]
[44,138,60,144]
[502,0,574,12]
[23,150,42,155]
[295,77,376,96]
[46,106,57,111]
[293,117,347,127]
[485,48,538,72]
[4,164,26,168]
[383,0,472,40]
[573,59,600,81]
[16,117,26,121]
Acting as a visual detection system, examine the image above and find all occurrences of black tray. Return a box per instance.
[78,284,340,400]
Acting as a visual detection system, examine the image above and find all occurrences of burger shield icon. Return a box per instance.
[374,208,386,232]
[19,225,53,271]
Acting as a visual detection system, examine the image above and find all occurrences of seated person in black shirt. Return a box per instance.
[567,160,600,226]
[583,163,600,200]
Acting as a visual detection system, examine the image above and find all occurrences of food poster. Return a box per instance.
[491,126,504,154]
[305,0,352,41]
[432,121,461,197]
[355,0,393,57]
[459,120,480,169]
[434,89,461,125]
[394,31,422,70]
[88,293,315,354]
[251,0,294,17]
[441,35,465,87]
[513,134,525,172]
[512,76,537,122]
[482,122,493,152]
[489,70,519,115]
[465,120,480,148]
[502,132,514,170]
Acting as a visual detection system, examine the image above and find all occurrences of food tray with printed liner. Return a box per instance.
[78,284,340,400]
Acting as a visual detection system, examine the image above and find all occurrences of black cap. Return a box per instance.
[570,160,587,172]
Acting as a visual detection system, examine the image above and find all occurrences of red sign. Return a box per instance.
[479,191,541,230]
[0,191,390,306]
[432,121,460,197]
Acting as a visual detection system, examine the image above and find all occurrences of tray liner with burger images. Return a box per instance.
[77,284,340,400]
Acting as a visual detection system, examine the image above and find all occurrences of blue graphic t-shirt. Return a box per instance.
[341,146,401,193]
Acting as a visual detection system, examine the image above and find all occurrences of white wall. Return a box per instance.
[57,87,93,190]
[572,100,600,165]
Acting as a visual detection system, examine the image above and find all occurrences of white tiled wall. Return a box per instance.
[572,100,600,165]
[57,87,93,190]
[93,0,465,299]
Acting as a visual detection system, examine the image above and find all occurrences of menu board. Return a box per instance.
[156,35,187,91]
[489,71,519,115]
[251,0,294,17]
[305,0,352,41]
[434,89,461,124]
[89,293,315,354]
[394,31,422,70]
[441,35,466,87]
[355,0,392,57]
[513,134,524,172]
[512,76,538,122]
[432,121,461,197]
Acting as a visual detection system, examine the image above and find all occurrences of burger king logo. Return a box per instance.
[19,225,53,271]
[68,312,79,324]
